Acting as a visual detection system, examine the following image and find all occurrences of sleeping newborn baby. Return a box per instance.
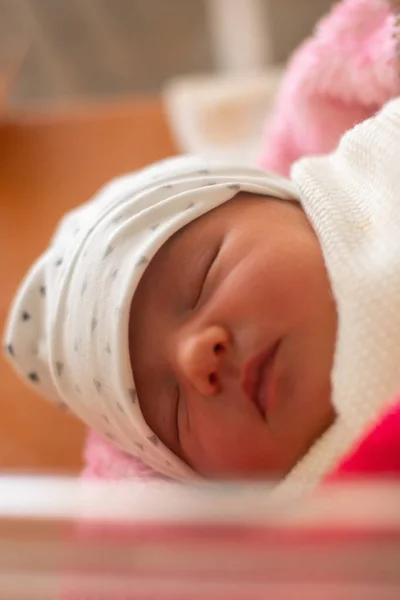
[5,99,400,493]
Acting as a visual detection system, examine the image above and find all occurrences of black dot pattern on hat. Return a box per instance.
[227,183,241,190]
[186,202,195,211]
[128,388,137,403]
[28,372,39,383]
[105,342,111,354]
[55,258,63,267]
[91,317,98,333]
[40,285,46,297]
[162,183,173,189]
[6,343,14,357]
[117,402,124,412]
[103,245,114,259]
[135,442,144,452]
[94,379,102,393]
[150,223,160,231]
[22,311,31,321]
[110,268,119,281]
[55,361,64,377]
[135,256,148,267]
[148,434,159,446]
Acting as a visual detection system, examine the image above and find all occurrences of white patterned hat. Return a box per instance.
[4,156,299,480]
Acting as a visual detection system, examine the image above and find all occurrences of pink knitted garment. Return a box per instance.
[259,0,400,175]
[82,429,164,480]
[82,0,400,483]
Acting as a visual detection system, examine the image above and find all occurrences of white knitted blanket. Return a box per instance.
[278,98,400,495]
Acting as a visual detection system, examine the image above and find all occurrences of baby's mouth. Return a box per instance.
[241,343,279,419]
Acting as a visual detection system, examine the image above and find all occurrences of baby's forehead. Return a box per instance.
[165,192,259,242]
[156,191,277,259]
[157,201,222,255]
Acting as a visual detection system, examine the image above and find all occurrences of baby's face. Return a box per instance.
[129,194,337,479]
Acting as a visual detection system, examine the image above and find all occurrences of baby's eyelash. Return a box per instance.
[192,243,221,309]
[175,383,181,443]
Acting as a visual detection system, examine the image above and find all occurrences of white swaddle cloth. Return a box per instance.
[4,158,299,480]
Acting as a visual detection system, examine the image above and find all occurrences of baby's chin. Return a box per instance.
[197,461,290,482]
[191,438,298,482]
[190,403,335,482]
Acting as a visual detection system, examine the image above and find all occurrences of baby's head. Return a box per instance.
[4,157,337,482]
[130,188,337,479]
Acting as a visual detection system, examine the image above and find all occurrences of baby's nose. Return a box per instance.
[177,326,229,396]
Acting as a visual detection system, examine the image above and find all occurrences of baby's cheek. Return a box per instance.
[182,408,269,478]
[267,247,328,329]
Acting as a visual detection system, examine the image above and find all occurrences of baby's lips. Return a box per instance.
[241,342,279,419]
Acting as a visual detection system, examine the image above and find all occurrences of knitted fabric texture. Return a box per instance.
[259,0,400,176]
[275,98,400,496]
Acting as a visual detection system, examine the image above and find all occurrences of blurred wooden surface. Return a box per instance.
[0,97,177,471]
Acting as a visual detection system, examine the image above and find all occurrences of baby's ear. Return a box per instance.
[82,429,166,481]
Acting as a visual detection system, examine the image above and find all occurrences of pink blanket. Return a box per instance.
[82,0,400,484]
[328,399,400,479]
[258,0,400,175]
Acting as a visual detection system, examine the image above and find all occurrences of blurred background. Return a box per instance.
[1,0,333,107]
